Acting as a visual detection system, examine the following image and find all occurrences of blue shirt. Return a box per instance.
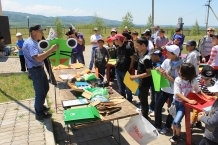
[16,39,25,55]
[22,38,43,69]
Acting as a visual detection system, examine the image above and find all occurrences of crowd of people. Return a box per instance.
[3,24,218,145]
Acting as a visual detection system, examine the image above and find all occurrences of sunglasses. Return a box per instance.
[207,30,214,32]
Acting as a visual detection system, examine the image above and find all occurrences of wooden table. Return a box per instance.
[53,67,139,144]
[184,93,215,145]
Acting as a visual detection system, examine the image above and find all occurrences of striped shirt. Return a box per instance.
[197,74,215,96]
[207,45,218,66]
[202,36,213,57]
[22,37,43,69]
[154,36,169,48]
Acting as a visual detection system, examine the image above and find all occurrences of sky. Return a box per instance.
[1,0,218,26]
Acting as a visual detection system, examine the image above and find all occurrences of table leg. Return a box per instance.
[185,107,192,145]
[107,65,111,82]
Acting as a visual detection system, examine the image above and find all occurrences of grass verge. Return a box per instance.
[0,73,34,103]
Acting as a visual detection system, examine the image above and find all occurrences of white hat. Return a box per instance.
[207,82,218,93]
[16,32,22,36]
[165,45,180,57]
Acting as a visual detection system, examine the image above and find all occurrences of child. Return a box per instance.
[155,45,183,132]
[207,34,218,67]
[106,37,117,81]
[130,37,153,119]
[94,38,109,81]
[191,65,216,128]
[170,63,200,144]
[198,82,218,145]
[184,40,200,75]
[149,48,164,117]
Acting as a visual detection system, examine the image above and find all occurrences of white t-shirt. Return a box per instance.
[90,34,102,47]
[161,59,179,94]
[173,77,201,102]
[148,40,154,51]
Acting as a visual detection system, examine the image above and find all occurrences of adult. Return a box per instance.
[89,27,102,70]
[113,34,134,102]
[171,28,185,50]
[151,25,160,43]
[0,36,10,56]
[23,25,58,120]
[66,29,85,64]
[154,29,169,48]
[16,32,27,72]
[199,27,215,63]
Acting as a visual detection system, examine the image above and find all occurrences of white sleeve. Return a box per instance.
[90,35,93,42]
[192,78,201,93]
[161,59,169,70]
[174,77,182,94]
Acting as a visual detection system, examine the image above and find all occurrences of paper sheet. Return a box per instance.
[59,74,75,80]
[123,72,138,94]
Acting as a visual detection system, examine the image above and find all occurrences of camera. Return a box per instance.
[65,26,74,36]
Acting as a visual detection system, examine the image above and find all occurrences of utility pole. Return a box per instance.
[0,0,3,16]
[205,0,211,29]
[152,0,154,27]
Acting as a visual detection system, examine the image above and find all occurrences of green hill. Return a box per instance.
[2,11,122,27]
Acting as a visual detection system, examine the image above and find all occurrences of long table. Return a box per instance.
[53,67,138,144]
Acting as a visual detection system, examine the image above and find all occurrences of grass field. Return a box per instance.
[0,73,34,103]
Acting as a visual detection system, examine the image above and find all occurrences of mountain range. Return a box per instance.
[2,11,122,27]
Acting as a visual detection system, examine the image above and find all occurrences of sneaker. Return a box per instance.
[35,113,52,120]
[169,135,179,144]
[156,128,161,132]
[160,127,170,134]
[149,111,155,117]
[43,105,50,112]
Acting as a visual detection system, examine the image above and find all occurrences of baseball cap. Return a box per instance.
[150,49,162,55]
[122,32,131,39]
[174,35,182,40]
[186,40,197,47]
[16,32,22,37]
[165,45,180,57]
[94,27,98,31]
[201,65,215,78]
[207,27,215,31]
[97,38,104,43]
[111,28,117,32]
[113,34,125,42]
[106,37,115,43]
[207,81,218,93]
[29,25,46,32]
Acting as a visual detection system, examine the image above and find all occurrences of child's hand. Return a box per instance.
[130,75,136,81]
[188,100,197,105]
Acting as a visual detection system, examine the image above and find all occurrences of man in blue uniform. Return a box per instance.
[23,25,59,120]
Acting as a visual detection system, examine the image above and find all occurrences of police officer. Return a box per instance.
[23,25,58,120]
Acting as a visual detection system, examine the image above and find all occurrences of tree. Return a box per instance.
[191,20,201,36]
[120,12,134,31]
[92,13,105,33]
[145,14,153,29]
[54,17,63,38]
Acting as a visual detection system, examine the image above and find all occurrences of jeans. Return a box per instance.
[71,51,85,65]
[138,87,150,119]
[29,67,49,116]
[173,100,185,128]
[199,137,218,145]
[89,47,97,70]
[115,69,133,102]
[96,64,106,81]
[155,91,174,129]
[149,85,161,111]
[4,46,10,56]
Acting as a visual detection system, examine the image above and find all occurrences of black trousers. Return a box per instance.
[199,137,218,145]
[19,55,27,72]
[138,87,150,119]
[44,58,56,85]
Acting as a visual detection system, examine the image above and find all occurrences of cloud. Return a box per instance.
[2,0,88,16]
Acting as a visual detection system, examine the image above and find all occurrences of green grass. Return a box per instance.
[0,73,34,103]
